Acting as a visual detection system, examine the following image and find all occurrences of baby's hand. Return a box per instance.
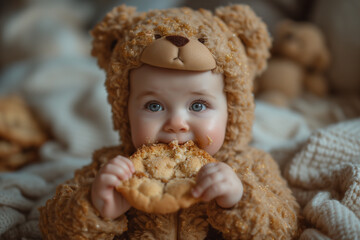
[91,156,135,219]
[192,162,243,208]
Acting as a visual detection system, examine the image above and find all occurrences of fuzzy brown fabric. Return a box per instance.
[39,4,300,239]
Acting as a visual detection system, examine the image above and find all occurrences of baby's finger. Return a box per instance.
[200,181,227,202]
[98,173,122,188]
[101,163,132,181]
[192,171,224,198]
[116,163,134,180]
[109,157,134,177]
[113,156,135,173]
[196,162,219,181]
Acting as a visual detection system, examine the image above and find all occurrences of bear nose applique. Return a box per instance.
[165,35,189,47]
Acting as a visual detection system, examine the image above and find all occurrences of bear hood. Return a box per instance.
[91,4,271,156]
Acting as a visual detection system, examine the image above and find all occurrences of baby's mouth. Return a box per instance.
[159,139,188,145]
[156,133,195,145]
[158,137,192,145]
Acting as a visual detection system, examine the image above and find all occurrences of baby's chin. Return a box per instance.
[201,145,219,156]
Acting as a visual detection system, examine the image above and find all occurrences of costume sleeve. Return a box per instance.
[39,147,128,240]
[207,147,301,239]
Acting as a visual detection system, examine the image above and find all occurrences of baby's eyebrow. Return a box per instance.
[136,91,159,98]
[190,90,217,99]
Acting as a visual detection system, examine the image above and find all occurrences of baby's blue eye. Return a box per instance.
[191,102,206,112]
[147,102,163,112]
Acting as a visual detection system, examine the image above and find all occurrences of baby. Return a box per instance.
[91,64,243,219]
[39,4,300,239]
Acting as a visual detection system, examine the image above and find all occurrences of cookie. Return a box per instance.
[0,148,38,171]
[116,140,217,214]
[0,95,47,147]
[0,139,21,158]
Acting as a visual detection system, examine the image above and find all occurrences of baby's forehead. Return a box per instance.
[130,64,223,82]
[129,64,224,93]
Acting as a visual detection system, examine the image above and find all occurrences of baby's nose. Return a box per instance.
[163,114,189,133]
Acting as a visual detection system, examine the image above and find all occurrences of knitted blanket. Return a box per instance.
[286,119,360,239]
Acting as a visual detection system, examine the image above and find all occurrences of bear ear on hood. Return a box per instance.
[91,5,138,70]
[215,5,271,76]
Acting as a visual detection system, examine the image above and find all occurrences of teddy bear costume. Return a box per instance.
[39,5,300,239]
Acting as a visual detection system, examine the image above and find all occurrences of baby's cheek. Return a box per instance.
[202,130,225,155]
[131,121,157,148]
[196,120,226,155]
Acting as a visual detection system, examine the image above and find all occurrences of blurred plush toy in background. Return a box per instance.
[255,20,331,107]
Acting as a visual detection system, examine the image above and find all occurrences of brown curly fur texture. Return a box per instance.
[39,4,300,239]
[208,147,300,239]
[215,5,271,79]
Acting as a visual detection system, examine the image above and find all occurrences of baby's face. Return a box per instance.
[128,65,227,155]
